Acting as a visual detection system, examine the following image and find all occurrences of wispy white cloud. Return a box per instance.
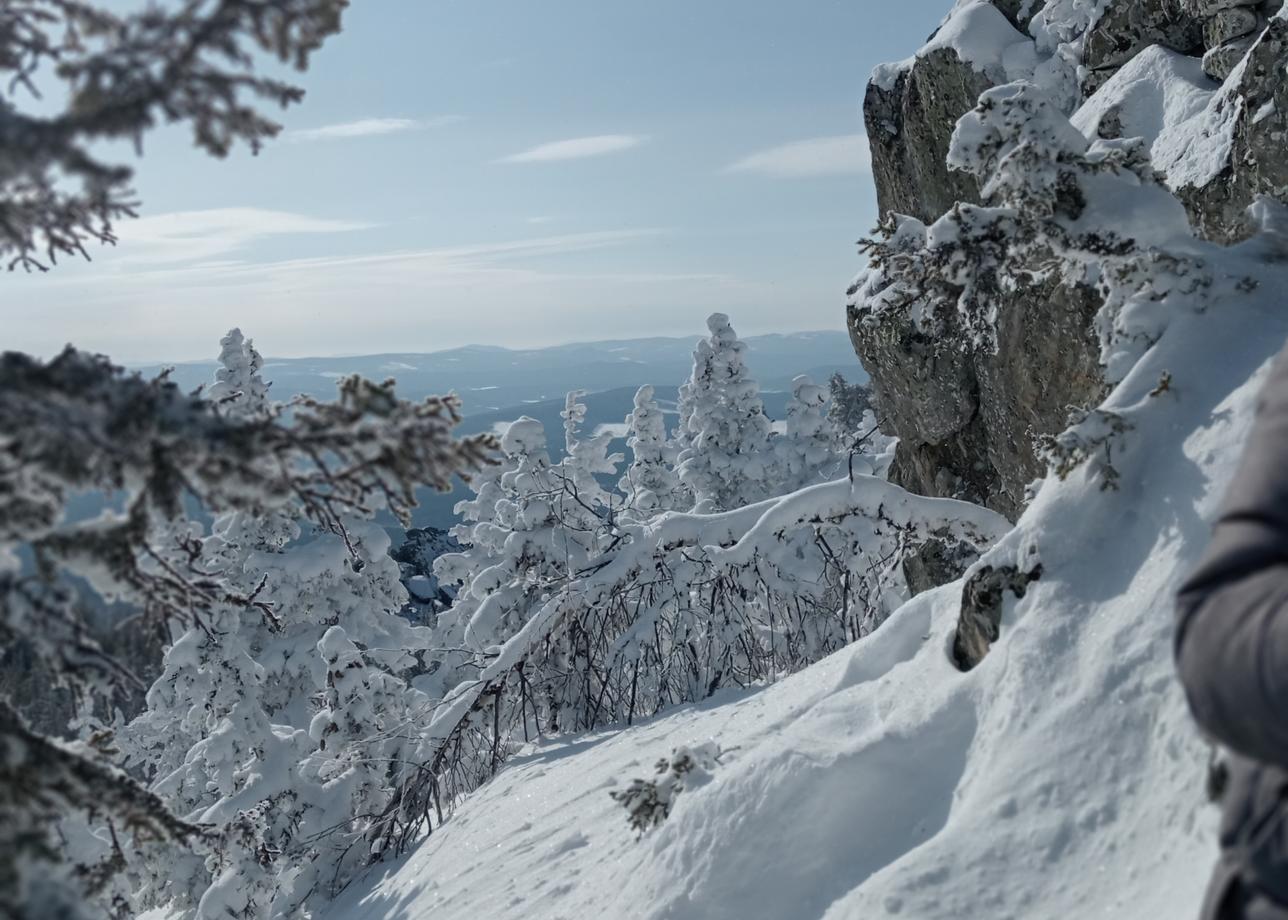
[286,116,462,143]
[497,135,647,164]
[128,229,662,282]
[726,134,871,177]
[110,208,373,265]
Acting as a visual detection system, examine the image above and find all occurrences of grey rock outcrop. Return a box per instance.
[850,255,1104,520]
[852,0,1288,526]
[1083,0,1204,92]
[864,49,990,225]
[952,563,1042,670]
[1183,0,1284,79]
[903,535,989,597]
[855,6,1107,521]
[1177,17,1288,242]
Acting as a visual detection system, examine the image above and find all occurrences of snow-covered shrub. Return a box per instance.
[380,473,1008,850]
[610,742,724,836]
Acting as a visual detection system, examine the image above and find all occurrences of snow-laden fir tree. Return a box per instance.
[619,385,684,518]
[675,313,773,513]
[826,372,873,444]
[0,346,490,920]
[299,623,430,864]
[560,390,624,522]
[121,331,443,918]
[773,375,838,493]
[427,450,518,702]
[206,328,271,416]
[458,417,563,653]
[190,528,430,918]
[116,333,291,916]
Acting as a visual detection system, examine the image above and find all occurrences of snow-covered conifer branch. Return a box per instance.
[0,344,493,917]
[0,0,347,270]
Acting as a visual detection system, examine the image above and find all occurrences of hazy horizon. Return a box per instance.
[123,326,849,366]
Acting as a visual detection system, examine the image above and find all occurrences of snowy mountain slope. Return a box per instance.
[321,220,1288,918]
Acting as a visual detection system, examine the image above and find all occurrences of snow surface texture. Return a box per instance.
[1070,44,1243,193]
[323,231,1288,920]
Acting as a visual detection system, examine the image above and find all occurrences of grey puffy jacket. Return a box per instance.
[1177,345,1288,919]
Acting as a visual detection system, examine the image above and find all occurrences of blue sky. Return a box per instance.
[9,0,951,362]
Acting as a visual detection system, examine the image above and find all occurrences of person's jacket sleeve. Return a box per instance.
[1177,343,1288,772]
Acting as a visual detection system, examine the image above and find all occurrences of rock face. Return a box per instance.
[865,49,990,224]
[902,535,989,597]
[852,0,1288,522]
[391,526,460,624]
[1083,1,1204,92]
[1178,16,1288,242]
[855,4,1106,520]
[952,563,1042,670]
[851,251,1104,520]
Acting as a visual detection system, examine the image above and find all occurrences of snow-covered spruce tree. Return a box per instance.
[193,522,433,917]
[118,331,291,915]
[407,411,628,806]
[426,449,519,706]
[460,417,565,653]
[619,384,683,518]
[299,623,430,875]
[536,393,626,730]
[560,390,625,522]
[676,313,774,513]
[773,375,839,493]
[123,330,284,778]
[123,330,451,917]
[206,328,272,415]
[0,347,492,920]
[462,411,618,711]
[826,372,872,442]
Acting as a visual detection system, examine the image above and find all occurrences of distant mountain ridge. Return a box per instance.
[132,330,866,418]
